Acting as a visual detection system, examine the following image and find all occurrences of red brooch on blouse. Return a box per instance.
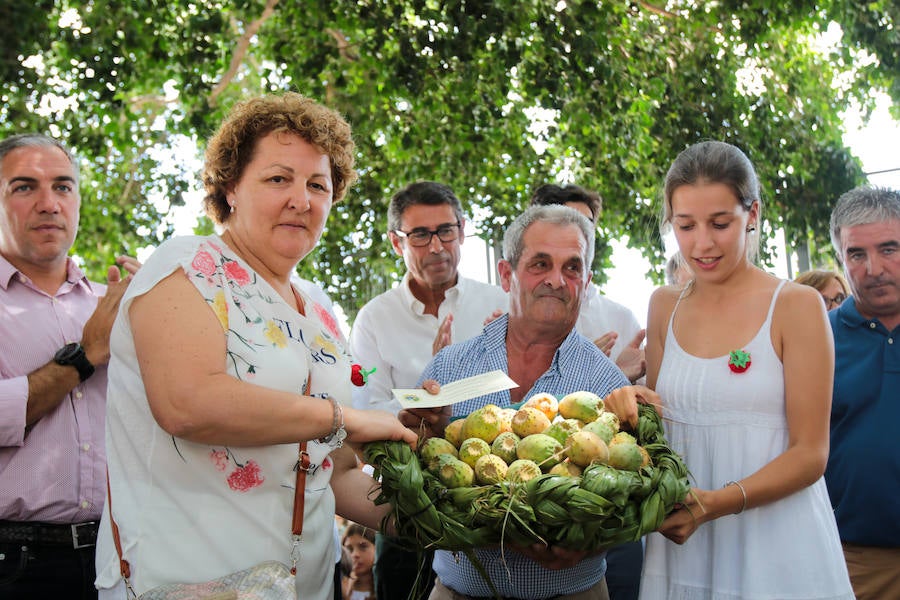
[351,364,377,387]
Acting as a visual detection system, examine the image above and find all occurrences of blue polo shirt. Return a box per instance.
[418,315,629,598]
[825,298,900,547]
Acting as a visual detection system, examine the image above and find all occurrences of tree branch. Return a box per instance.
[209,0,280,105]
[128,93,170,111]
[636,1,721,35]
[326,28,360,61]
[637,1,678,19]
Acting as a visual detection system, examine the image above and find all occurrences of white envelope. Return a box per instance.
[393,370,518,409]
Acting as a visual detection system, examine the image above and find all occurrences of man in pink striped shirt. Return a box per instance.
[0,133,138,598]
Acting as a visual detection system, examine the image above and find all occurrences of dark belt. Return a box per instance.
[0,520,98,549]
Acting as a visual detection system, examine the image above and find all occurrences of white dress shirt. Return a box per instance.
[576,282,643,362]
[349,273,507,414]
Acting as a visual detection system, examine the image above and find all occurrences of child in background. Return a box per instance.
[341,523,375,600]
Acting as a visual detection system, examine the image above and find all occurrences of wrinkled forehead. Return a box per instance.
[840,218,900,251]
[399,202,458,230]
[521,222,589,260]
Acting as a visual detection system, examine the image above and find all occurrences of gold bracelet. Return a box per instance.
[724,480,748,514]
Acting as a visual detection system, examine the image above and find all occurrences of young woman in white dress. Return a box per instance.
[609,141,853,600]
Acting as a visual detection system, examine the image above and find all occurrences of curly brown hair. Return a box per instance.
[202,92,357,225]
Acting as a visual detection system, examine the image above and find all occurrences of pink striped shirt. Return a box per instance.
[0,254,107,523]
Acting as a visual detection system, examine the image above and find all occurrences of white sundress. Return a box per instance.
[640,280,854,600]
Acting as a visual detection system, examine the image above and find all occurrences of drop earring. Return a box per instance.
[230,203,235,214]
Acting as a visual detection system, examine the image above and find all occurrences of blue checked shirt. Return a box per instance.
[418,315,630,599]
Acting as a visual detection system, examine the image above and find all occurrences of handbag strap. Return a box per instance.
[106,471,132,581]
[292,442,309,536]
[292,375,312,538]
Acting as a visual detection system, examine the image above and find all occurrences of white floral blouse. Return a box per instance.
[97,235,354,600]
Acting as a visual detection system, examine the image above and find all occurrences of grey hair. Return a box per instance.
[0,133,78,183]
[661,140,761,262]
[830,186,900,256]
[502,204,595,269]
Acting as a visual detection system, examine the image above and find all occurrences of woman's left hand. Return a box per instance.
[657,487,710,544]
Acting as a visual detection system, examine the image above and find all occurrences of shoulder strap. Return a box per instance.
[106,471,132,581]
[292,442,309,536]
[765,280,788,324]
[666,281,692,336]
[294,377,312,537]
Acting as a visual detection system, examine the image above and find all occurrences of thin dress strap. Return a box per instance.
[668,279,787,336]
[667,281,693,332]
[765,279,788,324]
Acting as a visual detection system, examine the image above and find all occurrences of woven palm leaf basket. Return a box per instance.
[364,403,690,554]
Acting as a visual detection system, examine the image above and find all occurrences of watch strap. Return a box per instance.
[55,343,95,382]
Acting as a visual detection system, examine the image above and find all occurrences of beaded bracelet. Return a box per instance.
[319,397,346,449]
[725,480,748,514]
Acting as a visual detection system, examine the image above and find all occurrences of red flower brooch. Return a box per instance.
[727,350,751,374]
[351,364,377,387]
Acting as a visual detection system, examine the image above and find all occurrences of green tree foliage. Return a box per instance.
[1,0,896,319]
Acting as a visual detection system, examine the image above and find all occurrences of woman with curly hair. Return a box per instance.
[95,93,415,599]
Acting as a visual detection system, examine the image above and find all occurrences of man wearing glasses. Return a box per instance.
[349,180,507,600]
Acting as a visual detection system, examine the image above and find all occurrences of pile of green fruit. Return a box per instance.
[364,392,690,553]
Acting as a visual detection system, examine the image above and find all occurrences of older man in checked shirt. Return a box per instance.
[402,205,637,600]
[0,133,138,599]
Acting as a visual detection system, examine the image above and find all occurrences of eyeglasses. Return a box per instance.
[394,222,461,247]
[822,293,846,309]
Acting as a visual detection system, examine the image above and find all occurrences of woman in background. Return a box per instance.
[795,269,850,311]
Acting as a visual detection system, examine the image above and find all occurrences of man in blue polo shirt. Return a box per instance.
[825,185,900,600]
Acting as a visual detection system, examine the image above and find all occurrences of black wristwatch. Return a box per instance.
[54,342,95,382]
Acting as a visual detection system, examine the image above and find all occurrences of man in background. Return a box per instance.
[0,133,138,598]
[350,181,506,600]
[825,185,900,599]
